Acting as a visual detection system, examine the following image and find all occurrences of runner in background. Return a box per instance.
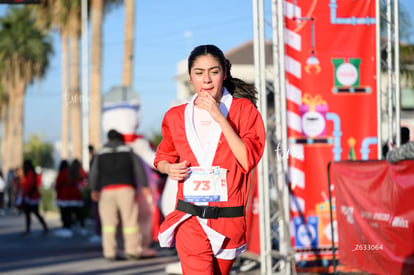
[18,160,49,236]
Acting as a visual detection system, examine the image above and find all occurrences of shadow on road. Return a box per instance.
[0,211,179,275]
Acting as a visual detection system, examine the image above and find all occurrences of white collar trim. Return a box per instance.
[184,88,232,166]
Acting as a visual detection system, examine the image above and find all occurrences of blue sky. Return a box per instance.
[1,0,414,144]
[22,0,257,143]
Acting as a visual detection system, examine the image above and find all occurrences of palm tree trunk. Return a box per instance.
[12,93,24,169]
[90,0,103,148]
[122,0,135,88]
[0,97,10,175]
[9,82,25,169]
[61,31,69,160]
[70,33,82,161]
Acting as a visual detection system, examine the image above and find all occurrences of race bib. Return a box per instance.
[183,166,228,202]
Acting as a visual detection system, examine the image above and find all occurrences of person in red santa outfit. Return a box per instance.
[55,160,70,230]
[18,159,49,236]
[54,159,87,237]
[154,44,265,275]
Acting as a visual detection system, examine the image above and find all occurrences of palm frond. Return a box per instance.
[0,6,54,88]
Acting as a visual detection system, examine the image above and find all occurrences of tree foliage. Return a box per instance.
[24,134,55,168]
[0,6,54,174]
[400,44,414,88]
[150,132,163,149]
[0,6,53,87]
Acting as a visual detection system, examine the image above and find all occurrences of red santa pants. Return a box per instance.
[175,216,235,275]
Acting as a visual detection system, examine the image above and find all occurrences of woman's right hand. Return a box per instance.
[162,160,190,181]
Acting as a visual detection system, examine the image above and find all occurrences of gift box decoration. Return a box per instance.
[299,93,329,138]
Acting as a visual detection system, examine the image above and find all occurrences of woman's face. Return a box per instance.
[189,54,225,102]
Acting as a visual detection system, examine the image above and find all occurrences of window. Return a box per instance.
[401,87,414,110]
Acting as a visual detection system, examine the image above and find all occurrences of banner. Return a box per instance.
[283,0,378,265]
[329,160,414,275]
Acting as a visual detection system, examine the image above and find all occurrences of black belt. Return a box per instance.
[176,199,244,219]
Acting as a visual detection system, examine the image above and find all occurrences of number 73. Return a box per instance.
[193,180,211,191]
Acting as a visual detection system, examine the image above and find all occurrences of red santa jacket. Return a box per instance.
[154,90,265,260]
[55,168,86,207]
[21,170,41,205]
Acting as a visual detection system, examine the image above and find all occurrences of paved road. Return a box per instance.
[0,210,260,275]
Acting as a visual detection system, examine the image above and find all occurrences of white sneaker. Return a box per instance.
[79,228,89,236]
[239,259,259,272]
[54,228,74,238]
[165,261,183,274]
[88,234,102,243]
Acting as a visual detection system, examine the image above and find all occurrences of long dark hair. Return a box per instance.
[23,159,35,176]
[68,159,83,183]
[58,160,69,172]
[187,44,258,107]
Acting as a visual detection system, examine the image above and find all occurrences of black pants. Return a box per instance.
[61,206,85,229]
[6,185,15,208]
[23,203,48,233]
[0,191,4,210]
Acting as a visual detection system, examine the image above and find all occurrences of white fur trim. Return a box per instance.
[158,214,191,247]
[184,88,232,166]
[197,216,246,260]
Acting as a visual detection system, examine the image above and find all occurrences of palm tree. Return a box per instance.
[34,0,73,160]
[90,0,104,149]
[36,0,122,159]
[66,1,83,161]
[0,6,53,174]
[0,81,11,175]
[34,0,83,161]
[89,0,122,149]
[122,0,134,88]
